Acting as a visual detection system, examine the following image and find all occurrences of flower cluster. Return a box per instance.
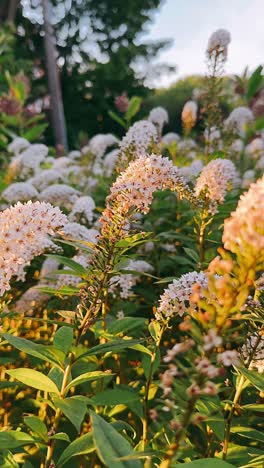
[207,29,231,59]
[1,182,38,204]
[39,184,80,209]
[0,201,67,295]
[156,271,208,319]
[109,259,153,298]
[181,100,198,131]
[148,106,168,135]
[86,133,119,159]
[106,153,192,216]
[69,196,96,224]
[222,175,264,259]
[225,106,254,137]
[194,158,238,213]
[119,120,158,158]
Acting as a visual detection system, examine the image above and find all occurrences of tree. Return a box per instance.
[13,0,172,147]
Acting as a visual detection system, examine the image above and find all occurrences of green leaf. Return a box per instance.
[246,65,263,99]
[108,317,146,335]
[91,388,140,406]
[45,255,87,276]
[56,310,77,320]
[0,431,35,450]
[22,123,48,142]
[65,371,114,392]
[125,96,142,121]
[181,460,235,467]
[231,426,264,443]
[239,367,264,392]
[6,369,60,394]
[183,247,199,263]
[49,433,70,442]
[52,395,87,432]
[36,285,79,296]
[148,321,161,342]
[0,333,63,368]
[242,404,264,412]
[24,416,48,442]
[56,432,94,467]
[76,339,145,360]
[53,326,73,355]
[90,411,143,468]
[108,110,126,129]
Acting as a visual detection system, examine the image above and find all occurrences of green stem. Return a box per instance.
[142,323,167,449]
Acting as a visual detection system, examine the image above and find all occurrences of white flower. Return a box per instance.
[109,259,153,299]
[88,134,119,158]
[245,138,264,159]
[1,182,38,203]
[30,169,65,191]
[8,137,29,155]
[148,107,169,134]
[194,158,238,213]
[157,271,208,319]
[179,160,203,181]
[60,222,99,244]
[242,333,264,373]
[203,329,222,351]
[207,29,231,59]
[242,170,255,189]
[225,107,253,137]
[119,120,157,157]
[52,157,72,169]
[103,149,120,176]
[162,132,180,145]
[0,201,67,295]
[116,310,125,320]
[217,350,240,367]
[69,196,96,224]
[106,153,191,215]
[39,184,80,208]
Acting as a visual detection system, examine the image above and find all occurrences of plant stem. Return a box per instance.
[142,323,167,449]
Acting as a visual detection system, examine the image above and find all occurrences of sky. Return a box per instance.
[144,0,264,87]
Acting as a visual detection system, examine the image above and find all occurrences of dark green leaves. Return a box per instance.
[0,333,64,367]
[90,411,143,468]
[56,432,94,467]
[239,367,264,392]
[24,416,48,442]
[246,65,263,100]
[53,326,73,355]
[52,395,87,432]
[0,432,35,450]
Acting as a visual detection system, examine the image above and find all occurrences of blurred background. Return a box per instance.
[0,0,263,150]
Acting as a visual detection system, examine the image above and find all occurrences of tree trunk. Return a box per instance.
[41,0,68,154]
[7,0,18,24]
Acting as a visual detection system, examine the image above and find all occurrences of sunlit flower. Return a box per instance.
[0,201,67,295]
[222,175,264,259]
[182,100,198,131]
[157,271,208,319]
[194,158,238,213]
